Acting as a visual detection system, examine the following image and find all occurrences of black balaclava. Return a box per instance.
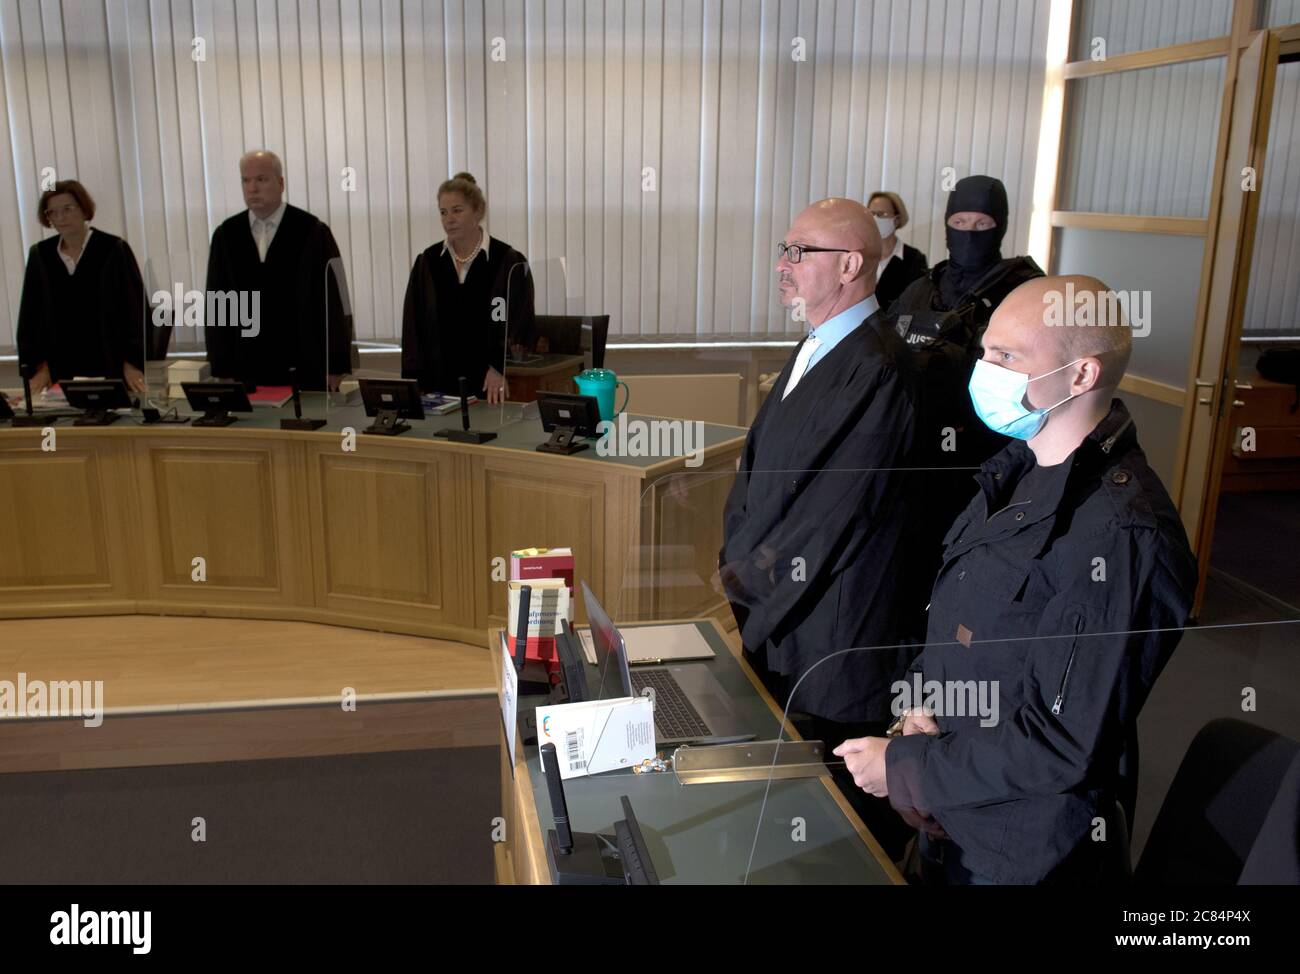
[940,175,1010,307]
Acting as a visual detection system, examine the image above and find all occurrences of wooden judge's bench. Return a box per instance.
[0,397,745,642]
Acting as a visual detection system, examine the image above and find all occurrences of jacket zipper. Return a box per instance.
[1051,613,1086,715]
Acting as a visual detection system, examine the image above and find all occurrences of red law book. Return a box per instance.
[509,547,574,622]
[506,579,570,673]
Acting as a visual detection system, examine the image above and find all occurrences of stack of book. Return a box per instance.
[420,393,478,415]
[166,360,211,400]
[506,547,575,675]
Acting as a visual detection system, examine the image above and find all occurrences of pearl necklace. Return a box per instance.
[450,230,483,266]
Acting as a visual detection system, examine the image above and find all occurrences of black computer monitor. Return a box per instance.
[359,377,425,436]
[615,795,660,885]
[181,381,253,427]
[582,315,610,370]
[62,379,134,426]
[533,315,583,355]
[536,391,602,455]
[554,618,591,704]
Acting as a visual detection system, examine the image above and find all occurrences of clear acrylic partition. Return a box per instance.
[140,250,196,411]
[315,253,352,423]
[492,254,565,429]
[536,451,1300,883]
[479,255,583,623]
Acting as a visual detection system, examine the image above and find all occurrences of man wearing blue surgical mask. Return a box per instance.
[835,275,1197,885]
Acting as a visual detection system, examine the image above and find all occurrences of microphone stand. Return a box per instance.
[280,366,326,430]
[13,363,48,427]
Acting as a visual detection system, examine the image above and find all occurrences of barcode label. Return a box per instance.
[566,728,586,773]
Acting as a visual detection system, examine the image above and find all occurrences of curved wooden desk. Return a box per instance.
[0,398,744,644]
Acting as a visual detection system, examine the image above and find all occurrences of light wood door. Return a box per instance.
[1174,31,1276,612]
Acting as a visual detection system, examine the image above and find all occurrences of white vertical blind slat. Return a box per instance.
[1,0,1053,348]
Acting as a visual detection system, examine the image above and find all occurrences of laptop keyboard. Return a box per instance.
[630,668,712,741]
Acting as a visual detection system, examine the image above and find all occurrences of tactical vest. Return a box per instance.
[883,256,1044,603]
[884,256,1045,471]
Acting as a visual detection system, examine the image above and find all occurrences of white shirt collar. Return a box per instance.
[876,236,904,280]
[442,231,489,261]
[58,226,93,261]
[56,226,92,271]
[249,199,287,228]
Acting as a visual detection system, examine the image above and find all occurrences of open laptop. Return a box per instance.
[580,580,747,746]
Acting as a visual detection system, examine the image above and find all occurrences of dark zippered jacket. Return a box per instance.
[885,399,1196,883]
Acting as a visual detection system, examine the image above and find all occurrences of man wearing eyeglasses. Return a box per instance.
[719,197,920,858]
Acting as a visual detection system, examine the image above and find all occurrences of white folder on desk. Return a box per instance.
[535,696,655,780]
[577,622,716,666]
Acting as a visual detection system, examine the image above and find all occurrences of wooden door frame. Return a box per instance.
[1181,26,1288,613]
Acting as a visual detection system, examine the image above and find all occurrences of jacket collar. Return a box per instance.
[974,398,1136,524]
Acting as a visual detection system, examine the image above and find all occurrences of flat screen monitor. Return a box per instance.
[63,379,134,426]
[537,392,602,437]
[181,380,254,427]
[358,377,425,436]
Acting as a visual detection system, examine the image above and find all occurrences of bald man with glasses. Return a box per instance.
[719,198,922,858]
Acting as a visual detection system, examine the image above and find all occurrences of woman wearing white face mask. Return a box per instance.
[867,191,928,312]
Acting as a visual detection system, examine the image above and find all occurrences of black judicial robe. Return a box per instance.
[875,243,929,313]
[16,230,145,382]
[400,237,535,396]
[203,204,353,390]
[720,311,922,724]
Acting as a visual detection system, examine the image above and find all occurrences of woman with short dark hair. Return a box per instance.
[17,179,147,394]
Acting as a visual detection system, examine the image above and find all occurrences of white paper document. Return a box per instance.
[499,632,519,773]
[577,622,716,666]
[535,696,656,780]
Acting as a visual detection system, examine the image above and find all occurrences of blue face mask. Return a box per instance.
[968,357,1081,440]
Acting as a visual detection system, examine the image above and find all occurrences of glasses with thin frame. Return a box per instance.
[777,241,851,264]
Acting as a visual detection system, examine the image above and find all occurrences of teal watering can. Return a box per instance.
[573,368,629,423]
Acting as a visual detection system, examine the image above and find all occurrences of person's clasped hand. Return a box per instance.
[833,736,892,797]
[123,363,148,394]
[483,366,508,404]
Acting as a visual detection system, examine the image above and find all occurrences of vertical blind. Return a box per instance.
[1243,58,1300,337]
[1070,0,1231,61]
[1,0,1049,346]
[1058,57,1227,218]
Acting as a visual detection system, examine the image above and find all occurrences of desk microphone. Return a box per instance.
[513,584,532,672]
[540,744,626,884]
[433,374,497,444]
[459,375,472,432]
[511,584,550,697]
[281,366,326,431]
[13,363,44,427]
[540,743,574,854]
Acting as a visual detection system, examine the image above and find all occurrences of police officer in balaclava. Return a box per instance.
[940,176,1018,307]
[884,175,1044,640]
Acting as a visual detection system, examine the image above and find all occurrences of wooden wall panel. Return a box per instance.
[476,463,606,629]
[0,446,113,588]
[149,447,280,588]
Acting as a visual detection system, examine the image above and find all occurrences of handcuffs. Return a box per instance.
[887,709,932,738]
[632,754,672,774]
